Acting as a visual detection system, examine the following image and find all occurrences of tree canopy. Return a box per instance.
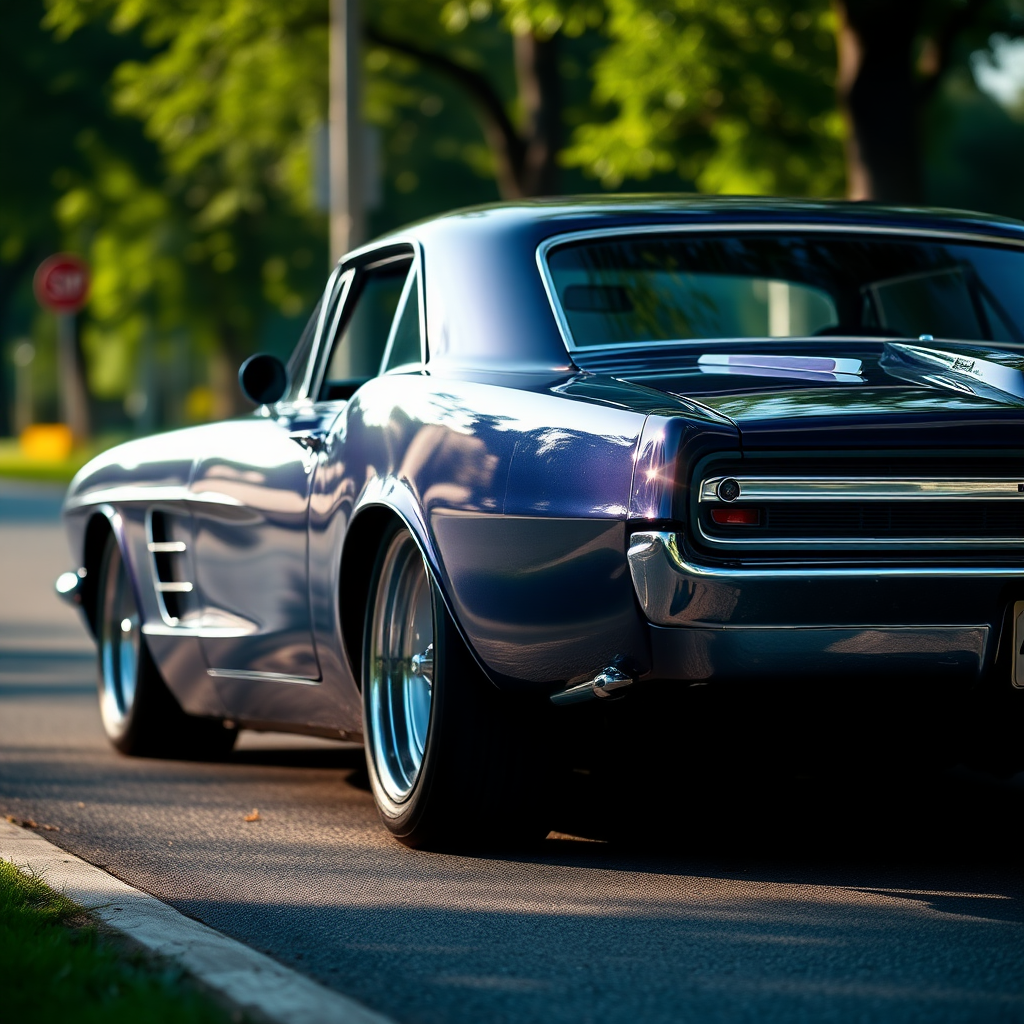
[5,0,1024,435]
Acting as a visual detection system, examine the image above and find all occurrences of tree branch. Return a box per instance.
[366,24,526,198]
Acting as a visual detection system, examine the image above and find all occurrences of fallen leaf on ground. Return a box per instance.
[42,824,60,832]
[243,809,261,822]
[5,815,39,828]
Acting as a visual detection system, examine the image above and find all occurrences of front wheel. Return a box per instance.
[96,533,237,759]
[362,523,548,848]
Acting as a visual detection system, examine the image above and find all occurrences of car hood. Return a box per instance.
[606,340,1024,449]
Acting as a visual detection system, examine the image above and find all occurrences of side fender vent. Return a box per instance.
[147,511,195,626]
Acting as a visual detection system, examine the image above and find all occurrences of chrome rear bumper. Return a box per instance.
[626,531,1022,683]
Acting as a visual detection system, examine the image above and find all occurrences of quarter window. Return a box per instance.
[381,270,423,372]
[319,255,413,400]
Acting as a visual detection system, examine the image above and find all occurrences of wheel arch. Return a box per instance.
[339,493,488,693]
[339,504,397,691]
[78,508,120,636]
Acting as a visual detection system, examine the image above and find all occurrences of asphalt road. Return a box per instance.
[2,478,1024,1024]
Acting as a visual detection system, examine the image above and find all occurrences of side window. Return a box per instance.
[319,256,412,400]
[381,270,423,373]
[281,297,323,403]
[281,267,346,403]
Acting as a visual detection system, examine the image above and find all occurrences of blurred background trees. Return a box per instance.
[3,0,1024,445]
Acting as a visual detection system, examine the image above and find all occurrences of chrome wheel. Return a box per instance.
[98,542,141,737]
[366,529,435,803]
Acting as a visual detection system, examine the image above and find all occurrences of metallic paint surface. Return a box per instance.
[628,531,1024,628]
[60,199,1024,738]
[647,623,990,683]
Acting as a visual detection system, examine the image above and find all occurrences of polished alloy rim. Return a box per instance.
[367,531,434,803]
[99,544,141,733]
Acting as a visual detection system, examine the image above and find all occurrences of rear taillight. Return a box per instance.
[710,507,760,526]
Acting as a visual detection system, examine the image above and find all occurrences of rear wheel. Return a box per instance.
[96,533,237,759]
[362,522,548,848]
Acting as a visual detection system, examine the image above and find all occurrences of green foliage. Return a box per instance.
[8,0,1024,436]
[0,860,234,1023]
[0,3,143,267]
[563,0,845,196]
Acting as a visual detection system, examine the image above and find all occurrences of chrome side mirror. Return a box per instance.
[239,354,287,405]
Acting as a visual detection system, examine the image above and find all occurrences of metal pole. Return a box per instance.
[57,312,90,441]
[329,0,364,264]
[12,340,34,435]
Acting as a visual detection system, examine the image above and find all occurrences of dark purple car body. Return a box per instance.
[58,197,1024,843]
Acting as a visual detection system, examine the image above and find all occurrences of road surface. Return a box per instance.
[1,478,1023,1024]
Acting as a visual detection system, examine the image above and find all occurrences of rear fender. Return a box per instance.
[340,479,471,692]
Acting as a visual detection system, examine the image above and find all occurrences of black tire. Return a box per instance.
[361,521,549,849]
[96,533,237,760]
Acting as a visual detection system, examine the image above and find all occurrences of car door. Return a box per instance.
[190,250,416,710]
[189,267,351,684]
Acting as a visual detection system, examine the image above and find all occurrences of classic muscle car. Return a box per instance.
[58,197,1024,846]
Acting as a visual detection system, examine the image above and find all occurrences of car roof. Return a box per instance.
[377,194,1024,250]
[346,197,1024,375]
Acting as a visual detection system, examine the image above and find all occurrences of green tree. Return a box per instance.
[35,0,602,424]
[561,1,845,196]
[559,0,1024,205]
[43,0,331,420]
[368,0,605,197]
[0,1,156,431]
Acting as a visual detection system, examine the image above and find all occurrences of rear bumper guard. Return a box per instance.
[626,531,1019,682]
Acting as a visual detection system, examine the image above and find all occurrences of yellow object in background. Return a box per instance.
[184,385,216,423]
[20,424,75,462]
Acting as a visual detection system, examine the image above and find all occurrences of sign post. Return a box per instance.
[33,253,91,442]
[329,0,364,263]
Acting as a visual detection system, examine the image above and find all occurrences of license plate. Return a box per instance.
[1013,601,1024,688]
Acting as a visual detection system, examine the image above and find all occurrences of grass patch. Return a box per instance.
[0,859,239,1024]
[0,436,125,484]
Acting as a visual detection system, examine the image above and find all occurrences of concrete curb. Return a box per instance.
[0,819,397,1024]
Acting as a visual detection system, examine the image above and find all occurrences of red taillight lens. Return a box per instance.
[711,507,760,526]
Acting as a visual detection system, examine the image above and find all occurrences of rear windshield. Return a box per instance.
[545,233,1024,348]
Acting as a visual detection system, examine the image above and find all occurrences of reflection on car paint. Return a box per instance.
[58,199,1024,743]
[698,352,865,383]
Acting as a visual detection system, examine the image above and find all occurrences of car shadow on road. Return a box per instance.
[229,744,367,776]
[519,760,1024,927]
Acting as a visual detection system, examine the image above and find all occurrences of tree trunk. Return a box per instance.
[834,0,925,202]
[366,25,563,200]
[0,253,32,434]
[513,31,562,196]
[58,312,91,441]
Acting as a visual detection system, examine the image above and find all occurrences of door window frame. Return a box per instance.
[379,264,425,375]
[307,242,425,401]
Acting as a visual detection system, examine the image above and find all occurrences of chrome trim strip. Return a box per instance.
[154,581,193,593]
[66,486,243,510]
[142,623,250,638]
[535,223,1024,355]
[694,525,1024,549]
[628,530,1024,583]
[147,540,186,553]
[206,668,321,686]
[699,476,1024,503]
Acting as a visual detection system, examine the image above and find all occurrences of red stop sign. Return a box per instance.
[34,253,91,313]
